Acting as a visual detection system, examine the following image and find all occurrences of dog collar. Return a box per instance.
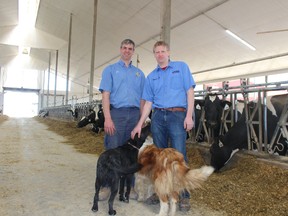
[128,142,139,150]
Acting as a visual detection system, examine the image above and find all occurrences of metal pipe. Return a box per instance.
[41,70,45,109]
[89,0,98,103]
[194,52,288,74]
[66,13,73,105]
[54,50,58,106]
[194,84,288,97]
[47,52,51,107]
[198,80,288,93]
[258,91,263,151]
[263,91,268,150]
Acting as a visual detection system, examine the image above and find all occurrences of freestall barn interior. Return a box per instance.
[0,1,288,215]
[0,0,288,110]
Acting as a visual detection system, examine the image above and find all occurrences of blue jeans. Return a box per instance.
[104,107,140,150]
[151,109,190,199]
[104,107,140,188]
[151,109,188,161]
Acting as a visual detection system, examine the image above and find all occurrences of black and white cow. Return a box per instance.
[38,109,49,118]
[91,107,105,133]
[193,94,241,142]
[67,108,79,119]
[77,107,104,133]
[210,94,288,171]
[192,99,207,142]
[77,109,96,128]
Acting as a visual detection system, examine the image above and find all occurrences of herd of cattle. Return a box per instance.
[71,93,288,171]
[198,93,288,170]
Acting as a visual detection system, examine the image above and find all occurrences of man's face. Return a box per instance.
[153,45,170,65]
[120,44,134,62]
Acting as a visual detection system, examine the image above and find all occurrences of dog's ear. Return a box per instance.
[132,123,151,145]
[133,133,140,141]
[140,123,151,140]
[132,123,151,149]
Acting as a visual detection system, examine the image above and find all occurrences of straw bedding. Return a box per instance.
[31,117,288,216]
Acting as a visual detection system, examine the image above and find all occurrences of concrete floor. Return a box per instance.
[0,118,225,216]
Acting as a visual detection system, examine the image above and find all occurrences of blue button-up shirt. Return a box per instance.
[99,60,145,108]
[142,61,195,109]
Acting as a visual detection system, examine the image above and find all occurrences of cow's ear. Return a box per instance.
[195,99,204,107]
[219,140,224,148]
[221,101,232,109]
[195,104,202,110]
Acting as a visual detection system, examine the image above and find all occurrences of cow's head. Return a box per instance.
[77,110,96,128]
[87,109,96,122]
[204,94,231,129]
[91,118,104,133]
[209,136,233,171]
[77,116,89,128]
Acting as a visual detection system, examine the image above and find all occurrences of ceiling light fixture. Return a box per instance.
[225,30,256,51]
[18,0,40,56]
[19,46,31,55]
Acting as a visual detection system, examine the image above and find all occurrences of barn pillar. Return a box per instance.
[65,13,73,105]
[41,70,45,109]
[54,50,58,106]
[47,52,51,107]
[160,0,171,46]
[89,0,98,103]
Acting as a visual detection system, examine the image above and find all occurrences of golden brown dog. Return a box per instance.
[137,143,214,216]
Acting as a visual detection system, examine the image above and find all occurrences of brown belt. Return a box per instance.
[155,107,186,112]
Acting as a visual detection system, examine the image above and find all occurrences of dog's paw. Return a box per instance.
[108,209,116,215]
[119,196,125,202]
[91,204,98,212]
[119,196,129,203]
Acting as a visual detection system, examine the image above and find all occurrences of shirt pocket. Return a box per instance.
[169,71,182,90]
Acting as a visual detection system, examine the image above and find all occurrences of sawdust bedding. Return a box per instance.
[33,117,288,216]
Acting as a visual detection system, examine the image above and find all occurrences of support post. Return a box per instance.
[66,13,73,105]
[160,0,171,45]
[47,52,51,107]
[54,50,58,106]
[89,0,98,103]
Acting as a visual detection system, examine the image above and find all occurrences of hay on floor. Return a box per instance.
[37,117,288,216]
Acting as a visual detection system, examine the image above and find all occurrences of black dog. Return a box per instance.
[91,123,150,215]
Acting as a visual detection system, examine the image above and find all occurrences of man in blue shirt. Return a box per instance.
[99,39,145,200]
[131,40,195,211]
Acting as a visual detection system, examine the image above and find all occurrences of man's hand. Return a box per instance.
[104,118,116,135]
[131,124,142,139]
[184,117,194,132]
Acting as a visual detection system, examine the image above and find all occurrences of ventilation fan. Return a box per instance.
[257,28,288,34]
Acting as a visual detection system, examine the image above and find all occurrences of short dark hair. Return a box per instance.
[120,39,135,48]
[153,41,170,53]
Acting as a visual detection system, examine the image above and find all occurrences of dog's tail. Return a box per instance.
[181,165,214,190]
[173,163,214,190]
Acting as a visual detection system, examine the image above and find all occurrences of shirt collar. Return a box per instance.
[156,60,172,71]
[118,59,132,67]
